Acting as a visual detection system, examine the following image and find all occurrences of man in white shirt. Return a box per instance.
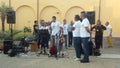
[80,11,90,63]
[51,16,60,50]
[61,19,68,49]
[72,15,82,61]
[105,22,113,47]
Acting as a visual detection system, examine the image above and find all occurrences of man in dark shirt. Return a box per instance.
[91,20,106,56]
[33,20,39,42]
[33,20,38,34]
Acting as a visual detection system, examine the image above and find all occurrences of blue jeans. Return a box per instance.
[64,35,68,49]
[81,37,90,61]
[73,37,82,58]
[53,34,59,51]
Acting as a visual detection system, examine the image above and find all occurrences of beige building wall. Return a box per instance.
[0,0,120,37]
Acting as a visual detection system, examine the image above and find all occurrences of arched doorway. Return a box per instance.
[65,6,84,23]
[16,6,35,30]
[40,6,61,22]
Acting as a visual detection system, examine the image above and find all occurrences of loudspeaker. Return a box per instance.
[87,11,95,24]
[7,11,16,24]
[3,40,13,54]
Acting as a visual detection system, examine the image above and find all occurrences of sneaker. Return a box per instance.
[94,52,101,56]
[80,60,89,63]
[74,58,80,61]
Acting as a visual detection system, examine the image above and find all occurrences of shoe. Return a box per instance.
[80,60,89,63]
[74,58,80,61]
[94,52,101,56]
[62,53,64,57]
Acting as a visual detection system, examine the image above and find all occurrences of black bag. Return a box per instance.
[89,40,95,56]
[8,49,17,57]
[8,46,25,57]
[49,45,57,55]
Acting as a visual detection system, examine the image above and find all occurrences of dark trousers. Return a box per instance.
[73,37,82,58]
[95,35,103,49]
[34,33,39,47]
[81,37,90,61]
[68,32,73,46]
[41,35,49,49]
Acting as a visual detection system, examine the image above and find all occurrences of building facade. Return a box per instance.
[0,0,120,37]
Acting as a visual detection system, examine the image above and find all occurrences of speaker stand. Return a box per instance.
[10,24,13,41]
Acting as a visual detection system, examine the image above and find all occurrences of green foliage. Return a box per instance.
[4,30,22,40]
[0,30,33,41]
[0,2,14,32]
[2,30,33,41]
[24,26,32,33]
[14,32,33,41]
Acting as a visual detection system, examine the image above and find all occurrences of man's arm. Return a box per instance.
[91,25,96,31]
[102,25,106,30]
[85,27,91,33]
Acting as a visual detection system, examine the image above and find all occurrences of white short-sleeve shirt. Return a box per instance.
[80,18,90,37]
[106,24,112,36]
[61,24,68,35]
[51,21,60,36]
[72,20,81,37]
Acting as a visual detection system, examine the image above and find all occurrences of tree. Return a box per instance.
[0,2,13,32]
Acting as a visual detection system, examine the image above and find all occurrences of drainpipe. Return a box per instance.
[98,0,101,20]
[37,0,39,22]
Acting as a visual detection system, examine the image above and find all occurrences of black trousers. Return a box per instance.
[68,32,73,46]
[40,34,50,49]
[95,35,103,49]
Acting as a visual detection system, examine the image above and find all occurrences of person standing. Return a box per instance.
[72,15,82,61]
[33,20,39,42]
[68,21,74,47]
[50,16,60,50]
[61,19,68,49]
[80,11,91,63]
[91,20,106,56]
[39,22,49,54]
[105,22,113,47]
[37,20,44,48]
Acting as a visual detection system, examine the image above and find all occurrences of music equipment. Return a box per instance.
[7,11,16,24]
[49,44,57,55]
[87,11,95,24]
[3,40,13,54]
[30,42,38,52]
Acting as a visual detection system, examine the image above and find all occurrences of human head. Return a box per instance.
[105,21,109,26]
[52,16,56,22]
[34,20,38,25]
[81,11,87,19]
[97,20,102,25]
[74,15,80,21]
[70,20,74,25]
[40,20,44,26]
[63,19,67,24]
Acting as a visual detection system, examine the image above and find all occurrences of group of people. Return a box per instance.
[33,16,74,56]
[33,11,113,63]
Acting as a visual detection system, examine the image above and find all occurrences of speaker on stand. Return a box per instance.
[87,11,95,25]
[7,11,16,40]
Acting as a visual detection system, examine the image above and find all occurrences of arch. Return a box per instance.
[15,5,36,30]
[40,5,61,22]
[65,6,84,23]
[16,5,35,14]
